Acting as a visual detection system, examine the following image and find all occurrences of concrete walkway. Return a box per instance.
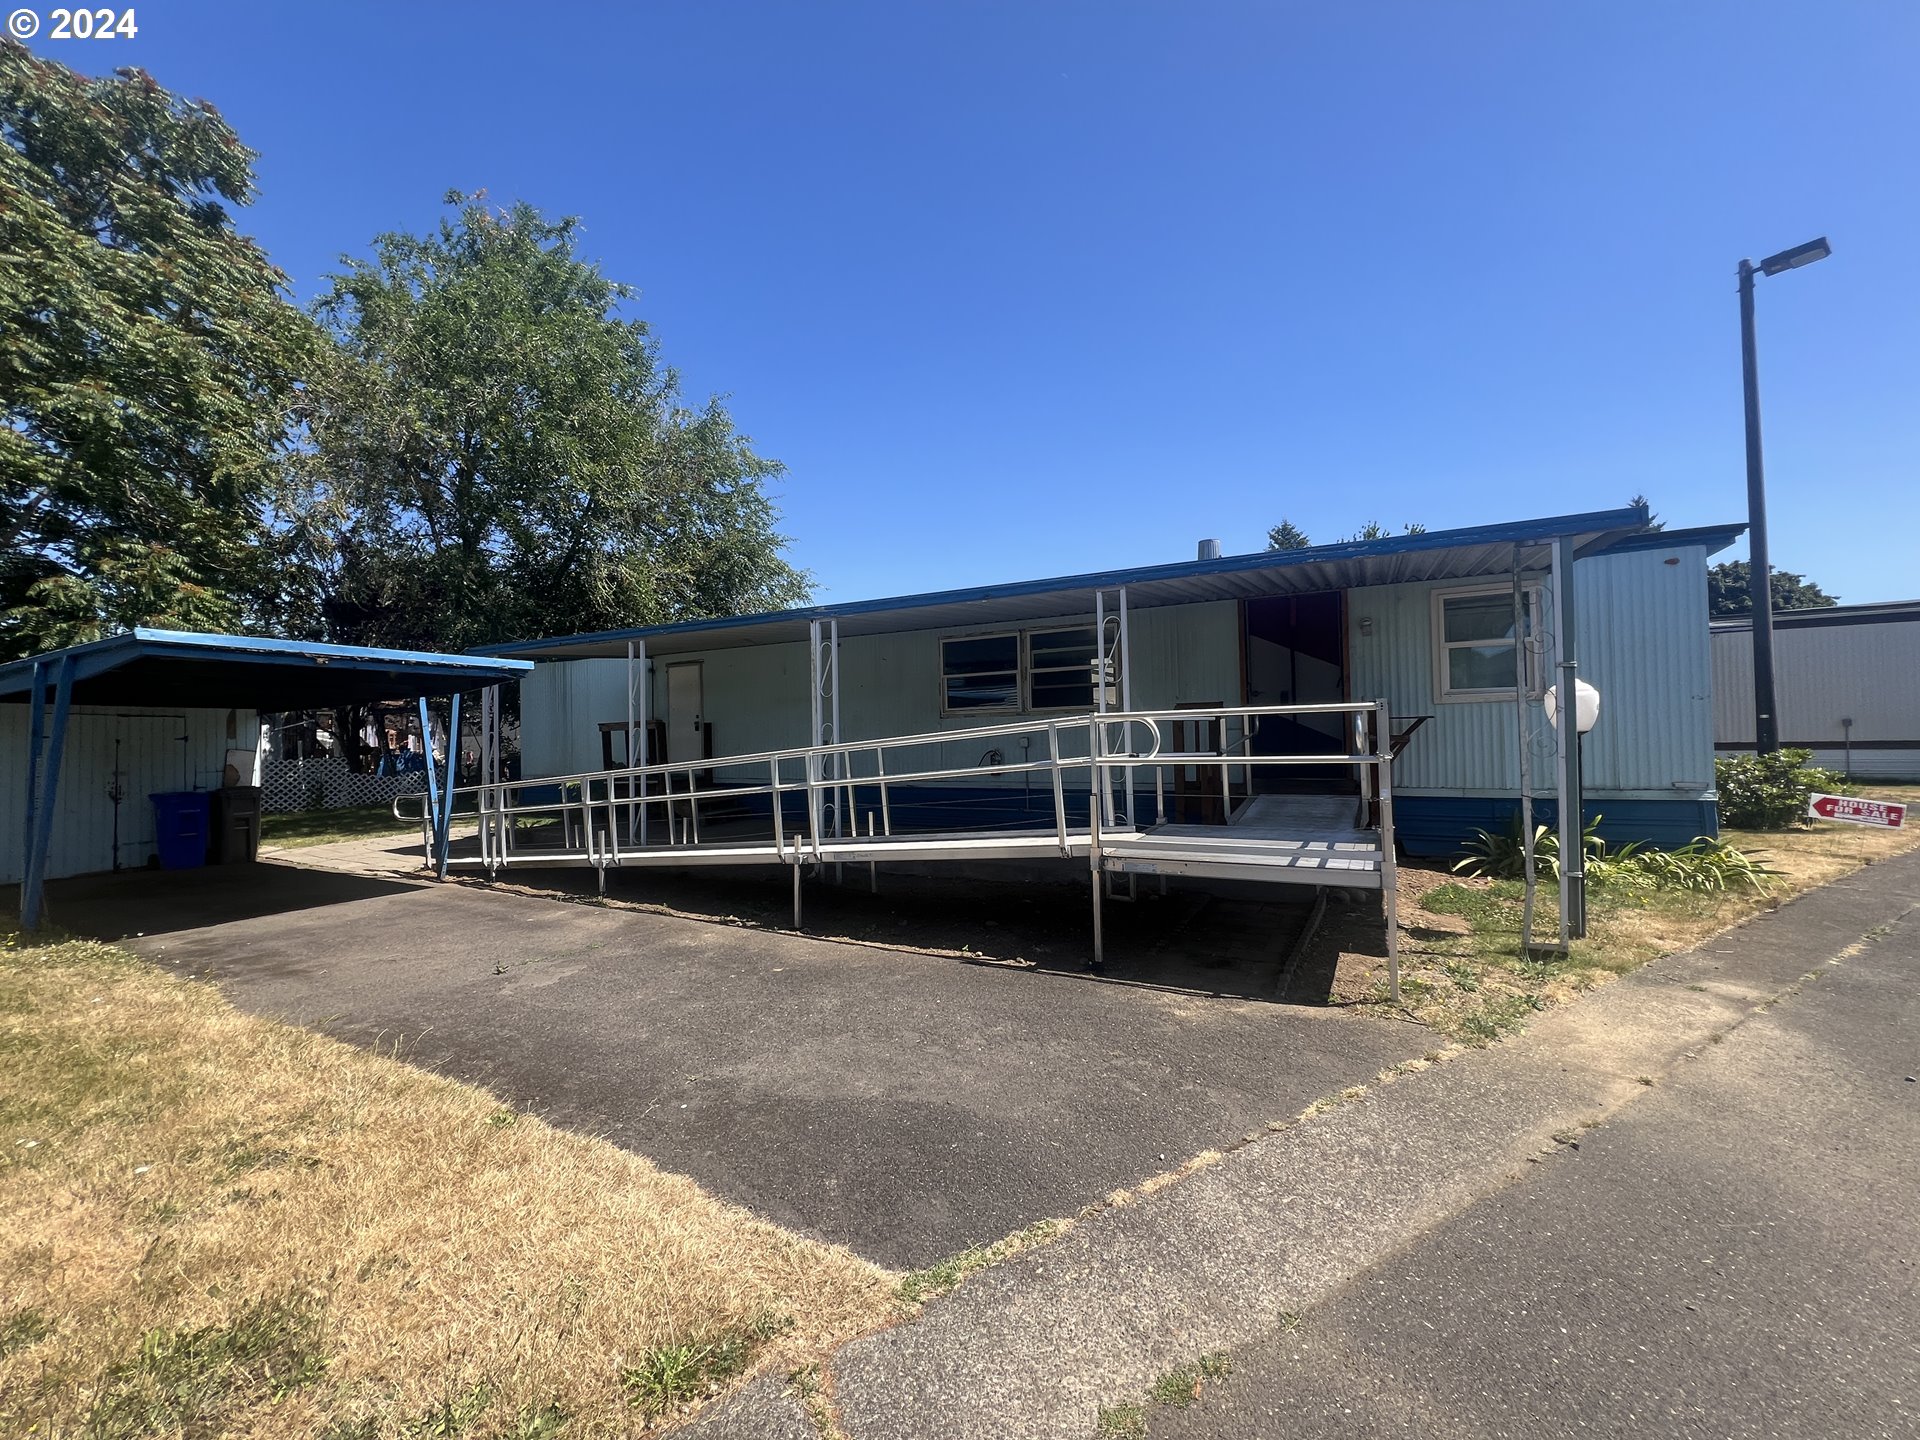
[688,848,1920,1439]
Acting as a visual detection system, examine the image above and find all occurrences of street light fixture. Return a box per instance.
[1738,234,1830,754]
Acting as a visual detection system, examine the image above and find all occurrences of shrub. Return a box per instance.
[1454,814,1641,885]
[1715,749,1849,830]
[1455,815,1772,893]
[1632,838,1775,893]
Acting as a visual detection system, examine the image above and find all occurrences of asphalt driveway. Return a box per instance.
[61,861,1426,1269]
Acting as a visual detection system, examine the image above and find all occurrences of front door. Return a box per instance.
[1244,592,1347,760]
[665,662,704,765]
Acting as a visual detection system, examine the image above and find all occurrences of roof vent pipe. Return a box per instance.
[1197,538,1222,561]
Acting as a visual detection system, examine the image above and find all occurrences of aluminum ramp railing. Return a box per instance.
[397,700,1402,998]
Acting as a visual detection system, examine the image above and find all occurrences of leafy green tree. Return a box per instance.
[0,43,314,659]
[281,194,809,654]
[1266,519,1311,551]
[1344,521,1424,542]
[1707,561,1838,618]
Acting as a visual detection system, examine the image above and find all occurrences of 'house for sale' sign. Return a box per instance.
[1807,793,1907,829]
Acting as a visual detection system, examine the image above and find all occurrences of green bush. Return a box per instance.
[1714,749,1849,830]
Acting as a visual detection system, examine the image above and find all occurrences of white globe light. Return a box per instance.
[1544,678,1601,734]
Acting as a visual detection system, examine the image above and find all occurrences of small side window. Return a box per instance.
[1434,587,1541,701]
[941,634,1020,713]
[1027,626,1103,710]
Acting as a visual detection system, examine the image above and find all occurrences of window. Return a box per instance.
[1027,626,1101,710]
[938,623,1120,714]
[941,633,1020,712]
[1433,585,1541,701]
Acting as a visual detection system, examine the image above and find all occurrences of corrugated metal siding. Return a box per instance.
[1348,545,1714,800]
[1778,747,1920,783]
[1712,618,1920,748]
[519,659,629,776]
[518,551,1714,807]
[2,704,250,884]
[519,601,1241,785]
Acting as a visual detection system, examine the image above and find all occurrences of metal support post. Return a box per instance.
[1088,718,1105,971]
[20,655,75,931]
[1551,536,1586,940]
[22,661,45,919]
[1376,698,1400,1005]
[1118,585,1135,826]
[1513,550,1541,949]
[807,619,824,851]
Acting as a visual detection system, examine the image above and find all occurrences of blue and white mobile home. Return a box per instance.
[491,505,1740,856]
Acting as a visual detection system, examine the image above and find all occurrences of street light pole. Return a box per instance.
[1736,235,1830,756]
[1737,258,1778,754]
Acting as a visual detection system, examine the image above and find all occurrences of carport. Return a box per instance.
[4,629,531,929]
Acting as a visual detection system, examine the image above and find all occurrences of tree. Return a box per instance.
[1266,519,1311,551]
[1707,561,1838,618]
[1345,521,1424,542]
[0,43,314,659]
[280,194,810,656]
[1628,493,1664,530]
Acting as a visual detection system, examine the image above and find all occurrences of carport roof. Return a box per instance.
[480,506,1745,660]
[0,629,533,710]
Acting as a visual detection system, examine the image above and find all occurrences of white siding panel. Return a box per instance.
[518,659,629,777]
[3,704,250,884]
[1712,619,1920,748]
[518,601,1245,791]
[1349,546,1713,799]
[515,553,1714,806]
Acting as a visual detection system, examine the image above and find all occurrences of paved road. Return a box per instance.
[684,847,1919,1439]
[57,861,1424,1271]
[1153,895,1920,1438]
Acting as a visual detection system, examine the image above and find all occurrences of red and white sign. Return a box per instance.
[1808,793,1907,829]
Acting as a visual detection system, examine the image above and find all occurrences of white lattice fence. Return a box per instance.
[261,756,428,814]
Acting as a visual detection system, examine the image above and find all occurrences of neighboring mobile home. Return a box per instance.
[489,505,1741,856]
[1712,600,1920,781]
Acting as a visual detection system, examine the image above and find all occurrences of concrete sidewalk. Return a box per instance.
[688,848,1920,1439]
[1151,876,1920,1437]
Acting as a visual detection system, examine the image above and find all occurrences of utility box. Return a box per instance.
[212,786,263,865]
[151,791,211,870]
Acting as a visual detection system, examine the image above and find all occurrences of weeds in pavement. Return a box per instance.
[895,1218,1067,1308]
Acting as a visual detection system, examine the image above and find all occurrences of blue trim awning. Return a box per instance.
[482,504,1741,661]
[0,630,532,710]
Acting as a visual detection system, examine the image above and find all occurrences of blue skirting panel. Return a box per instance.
[1393,795,1720,858]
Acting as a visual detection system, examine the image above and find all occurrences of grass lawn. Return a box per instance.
[1356,784,1920,1043]
[0,931,895,1437]
[260,803,423,849]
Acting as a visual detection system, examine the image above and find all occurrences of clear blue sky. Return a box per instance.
[37,1,1920,604]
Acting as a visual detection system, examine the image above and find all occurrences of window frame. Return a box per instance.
[1431,583,1545,703]
[1023,624,1106,714]
[935,621,1120,717]
[938,630,1023,716]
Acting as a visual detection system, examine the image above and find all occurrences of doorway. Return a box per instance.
[665,662,704,766]
[1243,593,1348,777]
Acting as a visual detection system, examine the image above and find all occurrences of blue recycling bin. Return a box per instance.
[150,791,211,870]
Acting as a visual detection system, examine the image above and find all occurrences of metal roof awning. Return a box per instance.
[0,630,533,710]
[483,506,1744,661]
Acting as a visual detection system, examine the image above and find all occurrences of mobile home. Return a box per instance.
[1712,600,1920,781]
[491,505,1740,856]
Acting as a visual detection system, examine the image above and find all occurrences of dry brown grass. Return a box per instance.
[0,933,895,1438]
[1351,785,1920,1041]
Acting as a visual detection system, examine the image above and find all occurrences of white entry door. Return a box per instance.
[665,662,703,765]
